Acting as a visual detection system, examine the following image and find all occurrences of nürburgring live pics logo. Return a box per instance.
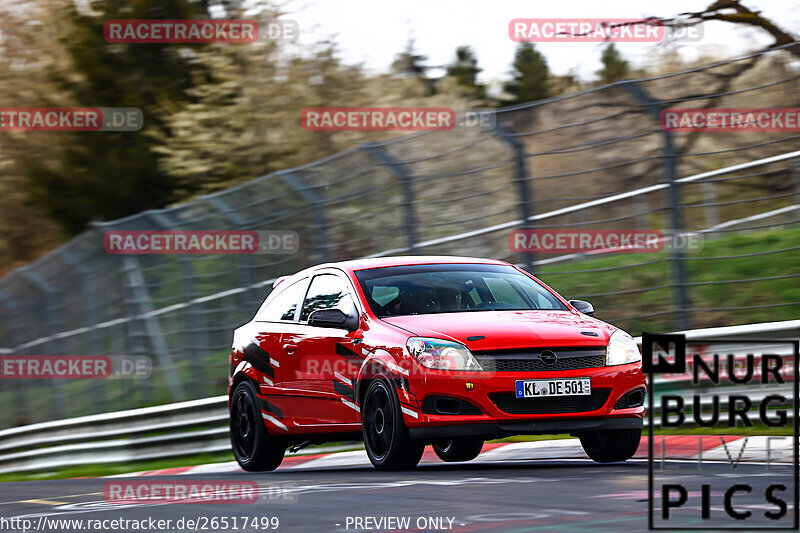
[643,332,799,530]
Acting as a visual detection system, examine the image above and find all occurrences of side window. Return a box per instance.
[255,280,306,322]
[300,274,355,322]
[530,291,562,310]
[518,282,563,310]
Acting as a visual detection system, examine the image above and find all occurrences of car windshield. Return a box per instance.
[354,264,567,317]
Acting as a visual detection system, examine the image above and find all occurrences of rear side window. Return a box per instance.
[256,280,306,322]
[300,274,355,322]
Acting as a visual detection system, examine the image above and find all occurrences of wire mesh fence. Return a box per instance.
[1,44,799,427]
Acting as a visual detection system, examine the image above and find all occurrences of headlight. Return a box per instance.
[606,330,641,366]
[406,337,484,371]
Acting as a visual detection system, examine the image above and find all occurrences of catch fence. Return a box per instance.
[1,44,798,426]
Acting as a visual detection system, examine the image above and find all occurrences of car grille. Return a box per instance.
[489,389,611,415]
[614,387,646,409]
[474,347,606,372]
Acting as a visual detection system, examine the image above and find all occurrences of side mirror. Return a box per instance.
[569,299,595,317]
[308,308,359,331]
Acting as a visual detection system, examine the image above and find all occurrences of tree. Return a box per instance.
[0,0,71,268]
[671,1,800,59]
[25,0,210,233]
[446,46,486,102]
[597,43,630,84]
[155,33,473,195]
[504,43,550,105]
[153,37,368,196]
[391,37,435,95]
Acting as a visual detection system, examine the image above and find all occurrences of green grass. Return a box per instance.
[538,226,800,335]
[0,452,234,483]
[0,442,368,483]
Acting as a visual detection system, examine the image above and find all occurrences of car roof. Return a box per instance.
[334,255,509,271]
[277,256,512,285]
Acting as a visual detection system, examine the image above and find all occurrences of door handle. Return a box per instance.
[282,343,296,355]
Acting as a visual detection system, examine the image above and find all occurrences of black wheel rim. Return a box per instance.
[438,440,453,454]
[231,389,256,462]
[365,384,394,461]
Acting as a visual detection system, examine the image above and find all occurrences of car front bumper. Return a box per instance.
[399,361,645,437]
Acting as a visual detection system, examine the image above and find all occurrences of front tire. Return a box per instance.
[230,380,286,471]
[433,438,484,462]
[362,379,425,470]
[579,428,641,463]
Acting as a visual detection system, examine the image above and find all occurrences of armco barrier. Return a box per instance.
[0,396,229,474]
[0,320,796,474]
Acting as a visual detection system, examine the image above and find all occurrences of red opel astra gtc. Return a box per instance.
[228,256,645,471]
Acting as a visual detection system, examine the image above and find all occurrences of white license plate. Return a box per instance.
[515,378,591,398]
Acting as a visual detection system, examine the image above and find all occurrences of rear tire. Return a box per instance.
[579,428,641,463]
[433,438,484,462]
[230,380,286,471]
[362,379,425,470]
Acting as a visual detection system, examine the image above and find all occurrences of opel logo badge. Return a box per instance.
[540,350,558,365]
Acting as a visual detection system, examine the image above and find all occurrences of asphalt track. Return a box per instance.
[0,458,795,532]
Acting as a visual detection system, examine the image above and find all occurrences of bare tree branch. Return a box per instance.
[675,0,800,58]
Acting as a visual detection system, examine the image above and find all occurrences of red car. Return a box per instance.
[228,256,645,471]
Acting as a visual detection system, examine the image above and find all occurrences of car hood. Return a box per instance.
[381,310,615,350]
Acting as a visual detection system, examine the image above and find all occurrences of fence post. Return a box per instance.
[620,81,690,331]
[493,123,535,272]
[363,143,417,252]
[702,181,720,239]
[277,171,329,263]
[122,256,185,402]
[59,246,107,414]
[202,196,257,308]
[0,288,30,426]
[145,211,214,395]
[636,194,650,230]
[793,161,800,226]
[17,267,67,419]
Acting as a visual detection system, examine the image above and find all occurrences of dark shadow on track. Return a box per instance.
[223,458,649,477]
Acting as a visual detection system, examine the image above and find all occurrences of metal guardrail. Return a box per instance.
[0,320,796,474]
[0,396,229,474]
